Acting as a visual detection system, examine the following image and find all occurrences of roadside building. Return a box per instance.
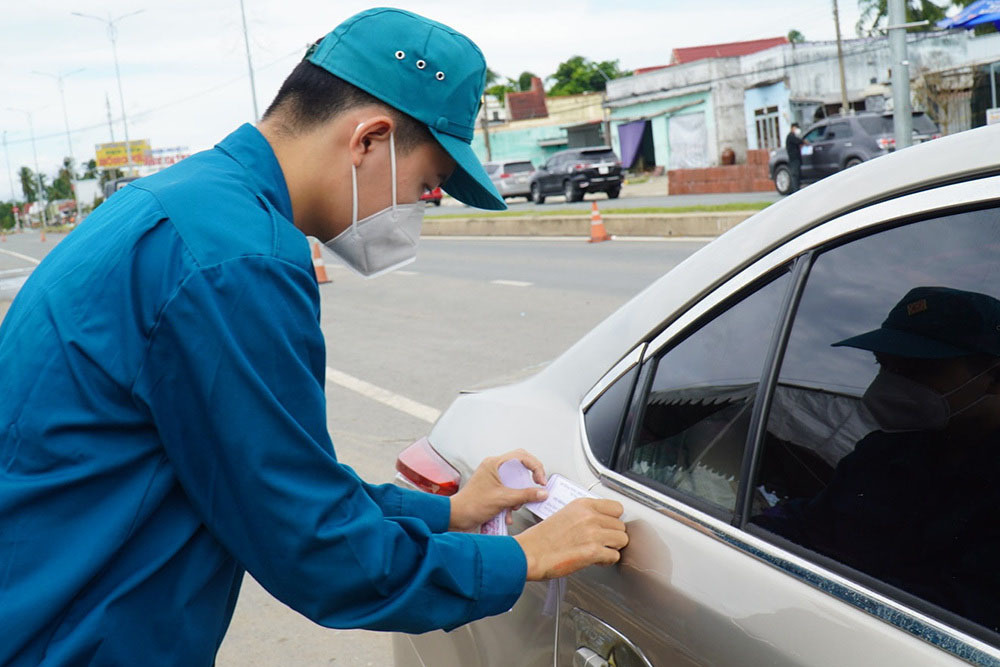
[606,30,1000,173]
[471,77,607,166]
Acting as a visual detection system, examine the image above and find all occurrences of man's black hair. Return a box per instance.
[263,60,433,153]
[791,122,800,129]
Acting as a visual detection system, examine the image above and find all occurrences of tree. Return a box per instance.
[855,0,948,36]
[82,159,99,180]
[99,167,124,188]
[788,29,806,43]
[47,157,75,201]
[0,201,15,231]
[517,71,538,92]
[18,166,37,203]
[547,56,631,96]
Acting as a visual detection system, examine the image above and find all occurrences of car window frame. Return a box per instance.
[578,172,1000,665]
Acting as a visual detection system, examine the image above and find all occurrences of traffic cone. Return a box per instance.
[588,201,611,244]
[311,240,331,284]
[40,227,46,243]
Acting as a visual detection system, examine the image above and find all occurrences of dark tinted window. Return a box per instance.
[824,122,852,139]
[580,149,617,163]
[802,126,826,143]
[484,164,500,175]
[622,271,791,513]
[858,114,939,136]
[584,365,640,467]
[751,208,1000,636]
[504,161,534,173]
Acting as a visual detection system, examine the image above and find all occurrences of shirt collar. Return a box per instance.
[215,123,294,221]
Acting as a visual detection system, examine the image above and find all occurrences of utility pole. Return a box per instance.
[105,93,116,142]
[3,131,15,204]
[7,107,49,227]
[34,68,84,222]
[832,0,851,115]
[74,10,144,174]
[888,0,914,149]
[480,96,492,161]
[239,0,261,122]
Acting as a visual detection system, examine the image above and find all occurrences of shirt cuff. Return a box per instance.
[397,487,452,534]
[458,534,527,626]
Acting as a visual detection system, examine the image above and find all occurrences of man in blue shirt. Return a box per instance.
[0,8,628,665]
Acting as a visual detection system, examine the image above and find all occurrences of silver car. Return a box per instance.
[395,124,1000,666]
[484,159,535,200]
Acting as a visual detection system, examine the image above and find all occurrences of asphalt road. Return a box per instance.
[0,230,707,665]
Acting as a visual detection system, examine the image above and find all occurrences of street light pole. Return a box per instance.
[238,0,261,122]
[3,131,15,205]
[832,0,851,115]
[888,0,914,149]
[33,68,85,222]
[7,107,48,227]
[73,10,144,174]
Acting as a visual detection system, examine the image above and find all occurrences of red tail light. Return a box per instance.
[574,163,588,171]
[499,172,511,178]
[395,437,461,496]
[877,137,896,150]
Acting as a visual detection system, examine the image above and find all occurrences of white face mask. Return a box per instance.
[324,132,424,278]
[862,363,1000,433]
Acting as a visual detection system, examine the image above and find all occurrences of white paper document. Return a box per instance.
[480,461,596,535]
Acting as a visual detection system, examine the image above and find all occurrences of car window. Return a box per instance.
[858,116,892,135]
[504,161,534,173]
[802,126,826,143]
[484,164,499,175]
[584,365,640,467]
[580,149,618,163]
[619,271,792,515]
[750,207,1000,639]
[824,122,851,140]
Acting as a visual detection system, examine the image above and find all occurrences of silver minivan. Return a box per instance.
[483,159,535,201]
[395,124,1000,666]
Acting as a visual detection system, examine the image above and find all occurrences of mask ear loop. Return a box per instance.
[389,132,397,210]
[351,162,359,227]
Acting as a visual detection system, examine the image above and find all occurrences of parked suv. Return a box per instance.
[529,146,622,204]
[483,159,535,201]
[769,112,940,195]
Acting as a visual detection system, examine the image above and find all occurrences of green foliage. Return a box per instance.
[787,29,805,43]
[517,71,538,91]
[99,167,124,188]
[0,201,16,230]
[855,0,948,36]
[18,166,37,203]
[82,159,99,180]
[547,56,631,96]
[47,157,75,201]
[485,82,517,102]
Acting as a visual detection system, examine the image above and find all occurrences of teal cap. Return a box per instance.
[307,7,506,211]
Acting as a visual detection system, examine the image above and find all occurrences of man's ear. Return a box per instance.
[349,115,395,167]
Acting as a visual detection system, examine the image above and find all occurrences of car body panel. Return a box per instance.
[394,124,1000,666]
[485,160,536,198]
[530,147,622,200]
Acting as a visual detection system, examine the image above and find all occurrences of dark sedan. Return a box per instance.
[529,146,622,204]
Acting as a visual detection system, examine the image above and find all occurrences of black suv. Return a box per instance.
[529,146,622,204]
[769,112,940,195]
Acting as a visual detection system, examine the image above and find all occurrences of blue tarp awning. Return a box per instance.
[937,0,1000,29]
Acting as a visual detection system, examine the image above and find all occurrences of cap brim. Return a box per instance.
[832,327,971,359]
[429,127,507,211]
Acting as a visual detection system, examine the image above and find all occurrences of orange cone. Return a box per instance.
[40,228,46,243]
[588,201,611,244]
[311,240,331,284]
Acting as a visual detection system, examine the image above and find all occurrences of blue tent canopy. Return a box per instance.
[937,0,1000,30]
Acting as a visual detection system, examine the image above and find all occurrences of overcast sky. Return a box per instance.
[0,0,868,201]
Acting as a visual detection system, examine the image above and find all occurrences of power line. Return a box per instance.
[3,45,303,148]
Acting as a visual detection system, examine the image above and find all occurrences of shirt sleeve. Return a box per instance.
[132,255,525,632]
[345,465,452,534]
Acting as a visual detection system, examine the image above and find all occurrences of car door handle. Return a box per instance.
[573,647,609,667]
[845,142,853,147]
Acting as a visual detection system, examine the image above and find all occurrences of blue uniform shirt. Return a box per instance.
[0,124,526,665]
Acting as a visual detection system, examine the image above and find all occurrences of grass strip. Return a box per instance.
[426,201,772,219]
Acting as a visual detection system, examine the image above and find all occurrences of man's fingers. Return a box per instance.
[509,486,547,506]
[582,497,624,518]
[496,449,547,486]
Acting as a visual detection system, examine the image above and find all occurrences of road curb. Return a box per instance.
[422,211,758,237]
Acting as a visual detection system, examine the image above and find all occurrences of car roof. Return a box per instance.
[536,124,1000,401]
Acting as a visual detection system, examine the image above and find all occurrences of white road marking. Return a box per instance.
[422,235,714,243]
[0,268,34,276]
[324,367,441,424]
[0,248,41,265]
[394,270,419,276]
[491,279,533,287]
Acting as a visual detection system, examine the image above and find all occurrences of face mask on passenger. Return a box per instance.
[862,363,1000,433]
[324,132,424,278]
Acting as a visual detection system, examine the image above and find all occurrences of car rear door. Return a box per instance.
[557,174,1000,666]
[798,125,825,180]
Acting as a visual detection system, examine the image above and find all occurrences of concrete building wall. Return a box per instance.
[608,89,711,169]
[743,81,792,150]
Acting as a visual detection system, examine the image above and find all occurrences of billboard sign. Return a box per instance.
[95,140,152,168]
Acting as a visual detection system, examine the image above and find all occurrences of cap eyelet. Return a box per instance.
[416,59,426,69]
[394,50,405,60]
[435,71,445,81]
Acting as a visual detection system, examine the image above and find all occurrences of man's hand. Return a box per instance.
[448,449,548,532]
[513,498,628,580]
